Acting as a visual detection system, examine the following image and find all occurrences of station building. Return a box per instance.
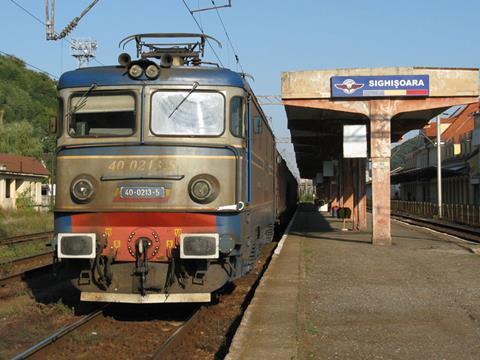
[0,153,50,211]
[392,102,480,205]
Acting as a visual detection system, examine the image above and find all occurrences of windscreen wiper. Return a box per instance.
[68,83,97,118]
[168,81,199,119]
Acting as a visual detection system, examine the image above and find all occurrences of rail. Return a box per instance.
[152,308,201,359]
[0,251,53,286]
[0,231,54,246]
[11,307,106,359]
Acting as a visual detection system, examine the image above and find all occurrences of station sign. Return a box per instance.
[331,75,429,98]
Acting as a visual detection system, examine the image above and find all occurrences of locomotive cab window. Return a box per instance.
[230,97,244,138]
[151,91,224,136]
[68,93,135,137]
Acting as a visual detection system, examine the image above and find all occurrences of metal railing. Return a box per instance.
[391,200,480,227]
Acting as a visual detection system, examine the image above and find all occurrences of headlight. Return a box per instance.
[192,179,211,200]
[188,175,219,204]
[71,177,95,203]
[180,233,219,259]
[128,64,143,78]
[145,64,159,79]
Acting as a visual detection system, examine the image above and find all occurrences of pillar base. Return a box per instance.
[372,237,392,246]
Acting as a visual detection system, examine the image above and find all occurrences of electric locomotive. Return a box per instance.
[53,34,296,303]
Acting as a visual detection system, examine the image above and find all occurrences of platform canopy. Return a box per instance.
[282,67,479,179]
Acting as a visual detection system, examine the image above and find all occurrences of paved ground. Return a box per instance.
[227,203,480,359]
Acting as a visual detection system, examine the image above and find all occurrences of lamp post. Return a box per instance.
[436,115,443,219]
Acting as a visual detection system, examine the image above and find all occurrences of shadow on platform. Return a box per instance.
[289,202,372,245]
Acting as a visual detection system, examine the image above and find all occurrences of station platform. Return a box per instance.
[227,203,480,359]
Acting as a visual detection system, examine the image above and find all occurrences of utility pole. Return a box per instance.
[436,115,443,218]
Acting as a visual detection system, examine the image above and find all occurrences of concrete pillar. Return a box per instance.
[358,158,368,231]
[370,100,392,245]
[342,158,355,230]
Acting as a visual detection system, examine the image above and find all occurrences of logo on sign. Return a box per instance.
[334,79,364,95]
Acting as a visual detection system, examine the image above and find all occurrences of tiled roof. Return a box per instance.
[441,102,478,143]
[0,153,50,176]
[421,102,479,141]
[422,118,455,138]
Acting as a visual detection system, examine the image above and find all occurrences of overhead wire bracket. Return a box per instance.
[45,0,100,40]
[190,0,232,13]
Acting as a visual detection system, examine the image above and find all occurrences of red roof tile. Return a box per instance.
[441,102,478,143]
[0,153,50,176]
[422,118,455,138]
[421,102,479,142]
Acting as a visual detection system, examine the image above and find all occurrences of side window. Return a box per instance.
[230,97,244,137]
[57,98,64,138]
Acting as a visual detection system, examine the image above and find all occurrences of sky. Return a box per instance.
[1,0,480,177]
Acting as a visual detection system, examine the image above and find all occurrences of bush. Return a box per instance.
[15,189,36,211]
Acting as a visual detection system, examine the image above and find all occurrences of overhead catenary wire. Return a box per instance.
[0,49,59,79]
[7,0,105,66]
[210,0,244,73]
[8,0,45,25]
[180,0,224,67]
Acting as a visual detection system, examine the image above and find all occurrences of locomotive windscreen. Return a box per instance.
[68,93,135,137]
[151,91,224,136]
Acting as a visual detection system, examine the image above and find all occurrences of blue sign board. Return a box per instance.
[331,75,430,98]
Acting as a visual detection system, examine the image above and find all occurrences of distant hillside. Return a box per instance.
[391,135,423,170]
[0,54,57,159]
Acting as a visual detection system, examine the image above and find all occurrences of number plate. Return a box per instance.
[120,186,165,199]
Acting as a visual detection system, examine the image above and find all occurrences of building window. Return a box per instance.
[5,179,11,198]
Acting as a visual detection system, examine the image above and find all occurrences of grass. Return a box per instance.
[0,209,53,262]
[0,209,53,239]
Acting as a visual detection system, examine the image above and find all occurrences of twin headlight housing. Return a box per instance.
[118,52,168,80]
[128,63,160,80]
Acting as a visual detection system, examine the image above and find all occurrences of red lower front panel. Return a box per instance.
[57,212,217,262]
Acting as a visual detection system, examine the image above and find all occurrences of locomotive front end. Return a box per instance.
[53,35,252,303]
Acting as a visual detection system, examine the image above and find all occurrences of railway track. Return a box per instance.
[0,231,53,246]
[0,251,53,286]
[391,212,480,243]
[4,213,293,359]
[12,304,200,359]
[150,308,201,359]
[12,307,106,360]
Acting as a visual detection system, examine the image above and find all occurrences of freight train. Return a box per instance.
[52,34,297,303]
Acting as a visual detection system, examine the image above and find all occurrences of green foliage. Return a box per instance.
[0,208,53,239]
[0,54,57,158]
[0,121,43,159]
[299,193,315,203]
[15,189,36,212]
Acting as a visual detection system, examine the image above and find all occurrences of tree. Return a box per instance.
[0,54,57,157]
[0,121,43,159]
